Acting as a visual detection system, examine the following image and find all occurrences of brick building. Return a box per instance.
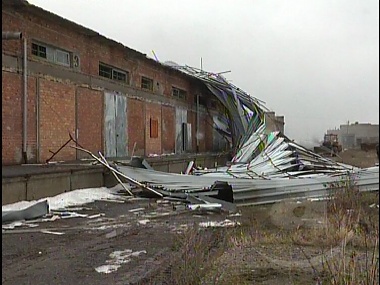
[2,0,227,165]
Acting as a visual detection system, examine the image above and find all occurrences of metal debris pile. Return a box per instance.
[167,64,362,178]
[98,64,378,205]
[62,64,379,207]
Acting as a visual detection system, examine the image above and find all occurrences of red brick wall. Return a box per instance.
[186,110,212,153]
[2,9,198,100]
[39,78,76,162]
[2,71,37,164]
[2,6,221,165]
[2,72,23,164]
[76,87,103,158]
[127,98,145,156]
[27,75,37,163]
[162,105,175,154]
[145,102,162,155]
[2,10,91,74]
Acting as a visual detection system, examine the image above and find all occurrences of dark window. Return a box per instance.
[141,76,153,91]
[32,43,47,58]
[99,63,128,83]
[195,95,207,106]
[150,118,158,138]
[172,87,187,100]
[31,42,70,66]
[99,64,112,79]
[112,70,126,82]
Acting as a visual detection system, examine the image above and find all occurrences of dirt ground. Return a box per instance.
[2,149,379,285]
[2,198,243,285]
[331,148,378,168]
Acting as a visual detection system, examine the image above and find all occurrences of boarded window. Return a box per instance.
[141,76,153,91]
[150,118,158,138]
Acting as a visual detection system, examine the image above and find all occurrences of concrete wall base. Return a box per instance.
[2,153,230,205]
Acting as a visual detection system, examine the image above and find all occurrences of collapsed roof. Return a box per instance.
[166,64,357,178]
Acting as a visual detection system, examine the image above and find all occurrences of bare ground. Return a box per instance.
[2,149,379,285]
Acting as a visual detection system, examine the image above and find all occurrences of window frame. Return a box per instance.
[141,76,154,91]
[172,86,187,100]
[99,62,129,83]
[31,42,71,67]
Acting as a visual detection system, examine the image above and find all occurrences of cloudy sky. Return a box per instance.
[29,0,379,146]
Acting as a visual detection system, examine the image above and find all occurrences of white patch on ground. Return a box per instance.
[2,221,24,229]
[137,219,150,225]
[199,219,241,228]
[2,187,119,211]
[92,224,130,231]
[228,212,242,217]
[95,249,147,274]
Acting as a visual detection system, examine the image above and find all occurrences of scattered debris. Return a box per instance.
[2,200,49,224]
[40,230,64,235]
[87,213,105,219]
[186,203,222,211]
[184,161,195,174]
[128,208,145,213]
[199,219,241,228]
[138,219,150,225]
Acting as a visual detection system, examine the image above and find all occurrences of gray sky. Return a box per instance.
[28,0,379,146]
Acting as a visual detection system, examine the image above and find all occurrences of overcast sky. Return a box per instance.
[28,0,379,146]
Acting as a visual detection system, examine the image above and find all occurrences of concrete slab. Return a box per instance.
[26,173,71,201]
[2,177,27,205]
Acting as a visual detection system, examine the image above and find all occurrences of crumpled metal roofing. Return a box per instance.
[166,64,359,178]
[116,165,379,206]
[113,64,379,205]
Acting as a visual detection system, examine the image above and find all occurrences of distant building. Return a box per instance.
[327,122,379,149]
[264,112,285,134]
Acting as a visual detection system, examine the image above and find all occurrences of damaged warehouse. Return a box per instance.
[2,0,285,166]
[2,0,378,207]
[2,1,379,284]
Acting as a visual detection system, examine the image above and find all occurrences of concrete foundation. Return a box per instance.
[2,153,230,205]
[2,168,104,205]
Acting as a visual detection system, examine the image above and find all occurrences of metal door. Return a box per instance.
[104,92,127,158]
[175,108,191,153]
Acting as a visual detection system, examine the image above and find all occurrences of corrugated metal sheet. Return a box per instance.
[104,92,116,157]
[107,63,379,206]
[116,165,379,206]
[175,108,187,154]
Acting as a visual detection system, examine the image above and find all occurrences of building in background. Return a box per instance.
[327,122,379,150]
[264,112,285,134]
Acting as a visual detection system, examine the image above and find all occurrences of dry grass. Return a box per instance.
[165,224,245,285]
[158,174,378,284]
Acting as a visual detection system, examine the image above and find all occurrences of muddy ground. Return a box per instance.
[2,149,379,285]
